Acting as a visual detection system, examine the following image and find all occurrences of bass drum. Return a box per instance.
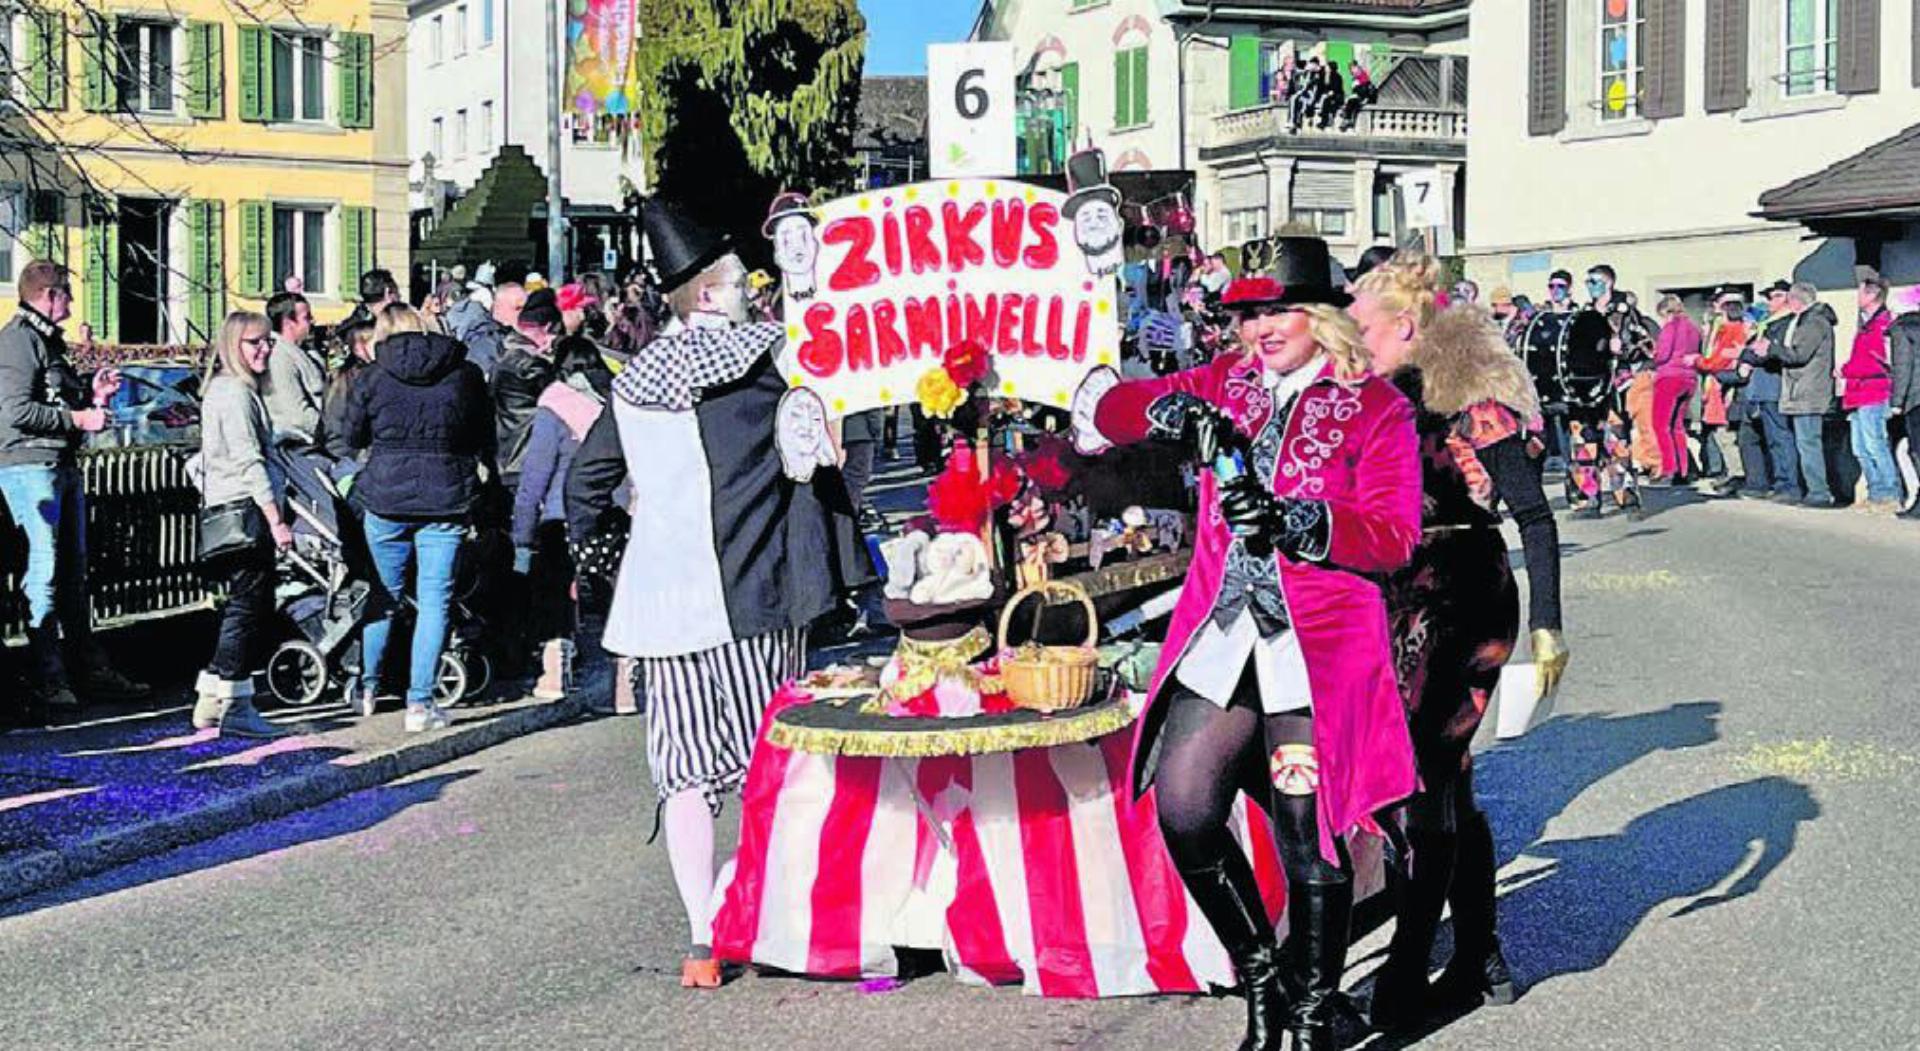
[1520,311,1575,406]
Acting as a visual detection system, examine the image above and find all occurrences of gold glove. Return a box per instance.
[1532,628,1569,701]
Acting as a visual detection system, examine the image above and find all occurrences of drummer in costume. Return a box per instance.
[566,199,848,989]
[1071,237,1421,1051]
[1564,265,1655,516]
[1348,252,1568,1029]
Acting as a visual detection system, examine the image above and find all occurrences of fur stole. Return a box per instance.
[1410,304,1541,422]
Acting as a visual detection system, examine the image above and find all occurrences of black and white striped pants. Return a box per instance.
[634,628,808,810]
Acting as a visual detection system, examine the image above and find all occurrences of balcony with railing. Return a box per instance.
[1209,102,1468,151]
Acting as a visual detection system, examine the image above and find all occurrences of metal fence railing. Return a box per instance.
[1,446,212,640]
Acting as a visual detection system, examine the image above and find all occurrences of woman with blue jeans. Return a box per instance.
[344,304,496,731]
[1843,277,1903,511]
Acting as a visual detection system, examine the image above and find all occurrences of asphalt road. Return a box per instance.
[4,490,1917,1051]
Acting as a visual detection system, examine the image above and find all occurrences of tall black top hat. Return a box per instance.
[1062,148,1123,220]
[642,198,731,294]
[1249,236,1352,308]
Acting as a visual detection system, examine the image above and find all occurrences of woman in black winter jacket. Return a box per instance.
[344,304,497,731]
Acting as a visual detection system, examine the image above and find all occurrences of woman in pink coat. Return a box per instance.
[1071,238,1420,1051]
[1649,295,1703,483]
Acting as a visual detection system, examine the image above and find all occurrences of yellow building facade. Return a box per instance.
[1,0,408,340]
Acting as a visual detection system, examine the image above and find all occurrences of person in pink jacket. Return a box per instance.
[1071,238,1419,1051]
[1649,295,1703,483]
[1844,269,1902,510]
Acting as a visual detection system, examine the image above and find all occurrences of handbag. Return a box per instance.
[198,498,271,565]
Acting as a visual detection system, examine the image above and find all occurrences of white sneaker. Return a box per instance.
[403,703,452,733]
[349,682,379,719]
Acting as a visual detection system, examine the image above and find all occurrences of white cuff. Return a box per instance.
[1070,366,1123,456]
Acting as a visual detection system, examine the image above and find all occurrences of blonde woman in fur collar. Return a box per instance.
[1348,253,1568,1031]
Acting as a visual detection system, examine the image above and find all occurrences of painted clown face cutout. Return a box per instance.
[1073,200,1124,278]
[773,216,820,298]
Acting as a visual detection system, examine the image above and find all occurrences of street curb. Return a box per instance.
[0,694,585,907]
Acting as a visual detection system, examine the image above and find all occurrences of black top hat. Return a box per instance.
[1246,236,1352,308]
[642,197,731,294]
[1062,148,1122,220]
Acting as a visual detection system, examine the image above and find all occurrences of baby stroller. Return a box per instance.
[262,453,497,709]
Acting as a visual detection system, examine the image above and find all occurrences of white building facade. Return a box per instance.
[973,0,1470,263]
[405,0,644,241]
[1465,0,1920,311]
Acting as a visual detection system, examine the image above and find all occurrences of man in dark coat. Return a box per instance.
[1887,301,1920,519]
[492,288,561,489]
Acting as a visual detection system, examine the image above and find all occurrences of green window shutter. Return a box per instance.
[24,9,67,111]
[238,25,270,122]
[1113,50,1129,127]
[83,208,119,343]
[1060,62,1079,147]
[1131,47,1149,126]
[187,201,226,342]
[80,14,118,113]
[187,22,224,119]
[339,32,374,129]
[24,193,66,265]
[339,206,373,296]
[238,200,270,298]
[1229,36,1263,109]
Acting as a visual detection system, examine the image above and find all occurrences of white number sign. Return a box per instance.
[928,43,1017,179]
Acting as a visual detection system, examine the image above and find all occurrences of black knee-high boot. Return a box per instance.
[1284,875,1354,1051]
[1180,856,1288,1051]
[1370,823,1455,1031]
[1432,804,1518,1007]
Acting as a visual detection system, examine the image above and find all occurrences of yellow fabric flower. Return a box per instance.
[917,366,966,418]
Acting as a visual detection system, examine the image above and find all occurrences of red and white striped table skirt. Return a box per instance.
[711,686,1383,998]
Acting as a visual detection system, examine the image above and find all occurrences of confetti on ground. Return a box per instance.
[1733,738,1918,783]
[1572,569,1684,592]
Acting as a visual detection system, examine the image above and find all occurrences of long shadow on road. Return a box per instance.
[0,769,479,921]
[1361,703,1818,1047]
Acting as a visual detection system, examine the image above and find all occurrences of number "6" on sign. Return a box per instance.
[955,68,989,120]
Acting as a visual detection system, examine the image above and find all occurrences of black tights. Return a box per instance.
[1155,667,1352,915]
[1386,759,1499,977]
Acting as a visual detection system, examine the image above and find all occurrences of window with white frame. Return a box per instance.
[455,107,468,156]
[430,14,443,64]
[479,100,494,151]
[1293,208,1350,237]
[1223,207,1267,246]
[0,186,20,282]
[481,0,494,45]
[2,6,21,106]
[431,115,445,159]
[1597,0,1643,121]
[272,204,327,295]
[1783,0,1838,96]
[271,31,327,122]
[115,19,179,114]
[453,4,467,57]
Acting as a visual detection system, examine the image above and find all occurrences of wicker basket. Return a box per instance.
[996,581,1100,713]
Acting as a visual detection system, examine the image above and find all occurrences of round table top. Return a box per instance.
[767,688,1137,759]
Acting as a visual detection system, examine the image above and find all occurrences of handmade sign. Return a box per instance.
[771,178,1123,421]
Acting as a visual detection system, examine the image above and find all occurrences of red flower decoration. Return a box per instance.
[927,444,1022,534]
[1018,434,1076,493]
[1222,276,1287,308]
[942,339,991,388]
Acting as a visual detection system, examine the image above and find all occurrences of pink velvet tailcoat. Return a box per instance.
[1085,354,1422,864]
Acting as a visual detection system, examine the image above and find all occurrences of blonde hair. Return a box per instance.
[211,311,270,388]
[1355,250,1445,332]
[1299,304,1371,380]
[1655,293,1686,318]
[372,302,428,347]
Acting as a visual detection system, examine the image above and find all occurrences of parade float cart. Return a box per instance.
[711,581,1385,998]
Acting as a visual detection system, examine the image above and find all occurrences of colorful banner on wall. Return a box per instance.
[771,179,1123,420]
[565,0,638,119]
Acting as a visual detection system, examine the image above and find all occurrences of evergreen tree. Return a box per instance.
[638,0,867,268]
